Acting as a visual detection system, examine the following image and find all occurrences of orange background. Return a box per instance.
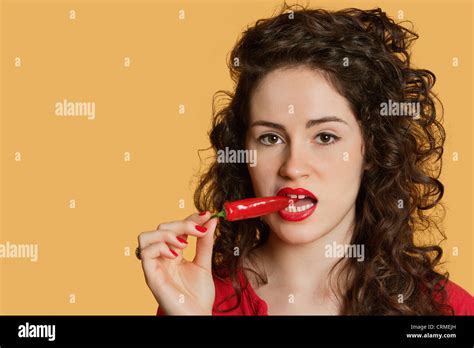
[1,0,472,314]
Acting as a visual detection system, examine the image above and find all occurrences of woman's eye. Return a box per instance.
[258,133,283,145]
[315,133,340,145]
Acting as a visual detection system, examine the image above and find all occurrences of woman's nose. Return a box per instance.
[278,144,310,180]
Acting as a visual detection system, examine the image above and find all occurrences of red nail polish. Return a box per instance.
[195,225,207,233]
[169,248,178,257]
[177,237,188,244]
[199,211,206,216]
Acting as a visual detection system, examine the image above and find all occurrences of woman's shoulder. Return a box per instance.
[442,280,474,315]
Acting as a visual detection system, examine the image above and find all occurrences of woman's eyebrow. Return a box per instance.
[306,116,349,128]
[250,116,348,130]
[250,120,286,131]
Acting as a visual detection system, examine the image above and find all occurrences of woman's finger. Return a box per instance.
[138,229,189,250]
[158,218,209,236]
[140,241,178,260]
[193,216,218,270]
[138,220,206,249]
[140,242,173,291]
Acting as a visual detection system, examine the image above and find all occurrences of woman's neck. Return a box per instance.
[254,210,356,298]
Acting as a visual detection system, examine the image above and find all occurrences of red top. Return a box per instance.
[157,270,474,315]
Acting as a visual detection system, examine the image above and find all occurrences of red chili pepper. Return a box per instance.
[211,196,293,221]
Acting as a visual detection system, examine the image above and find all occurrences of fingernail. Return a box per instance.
[176,237,188,244]
[195,225,207,233]
[199,211,207,216]
[169,248,178,257]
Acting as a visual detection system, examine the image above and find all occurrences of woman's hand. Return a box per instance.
[138,212,218,315]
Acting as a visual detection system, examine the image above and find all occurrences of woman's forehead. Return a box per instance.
[249,66,356,126]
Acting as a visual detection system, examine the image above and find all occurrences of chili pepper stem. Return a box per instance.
[210,210,226,219]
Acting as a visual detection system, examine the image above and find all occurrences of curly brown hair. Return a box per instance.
[194,3,452,315]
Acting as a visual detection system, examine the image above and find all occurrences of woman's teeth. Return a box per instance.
[288,194,306,199]
[287,194,310,200]
[284,202,314,213]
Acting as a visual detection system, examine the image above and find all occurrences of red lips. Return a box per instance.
[276,187,318,200]
[276,187,318,222]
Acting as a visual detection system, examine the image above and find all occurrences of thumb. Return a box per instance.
[193,213,219,271]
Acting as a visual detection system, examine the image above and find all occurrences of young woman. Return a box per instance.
[138,4,474,315]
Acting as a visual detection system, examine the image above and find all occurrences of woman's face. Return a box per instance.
[245,66,365,244]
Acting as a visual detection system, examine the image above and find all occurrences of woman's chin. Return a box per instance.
[271,226,327,245]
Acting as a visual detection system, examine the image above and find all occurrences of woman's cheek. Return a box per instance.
[318,149,363,197]
[328,154,363,207]
[247,161,269,197]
